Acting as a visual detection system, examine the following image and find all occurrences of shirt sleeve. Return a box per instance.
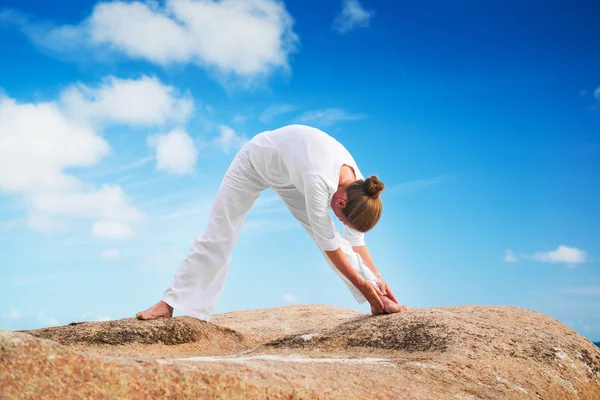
[303,173,341,252]
[343,224,366,247]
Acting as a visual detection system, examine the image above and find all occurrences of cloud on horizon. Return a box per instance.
[504,245,588,266]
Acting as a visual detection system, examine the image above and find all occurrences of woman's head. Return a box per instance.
[332,175,384,232]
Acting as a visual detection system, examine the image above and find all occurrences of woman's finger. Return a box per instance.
[373,292,385,312]
[368,287,384,312]
[376,280,387,295]
[372,282,384,297]
[386,286,399,304]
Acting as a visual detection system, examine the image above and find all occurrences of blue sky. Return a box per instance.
[1,0,599,342]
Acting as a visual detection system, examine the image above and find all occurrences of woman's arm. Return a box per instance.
[324,248,384,312]
[353,244,399,304]
[352,245,382,278]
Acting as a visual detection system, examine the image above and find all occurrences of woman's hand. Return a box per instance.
[357,279,385,313]
[375,274,399,304]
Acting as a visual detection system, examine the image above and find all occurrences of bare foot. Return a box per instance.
[382,295,407,314]
[371,295,407,316]
[136,301,173,320]
[370,303,384,316]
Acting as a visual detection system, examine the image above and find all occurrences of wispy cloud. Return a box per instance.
[295,108,366,128]
[92,220,134,240]
[140,251,185,274]
[504,249,518,263]
[386,175,449,195]
[100,248,120,260]
[561,287,600,296]
[213,125,248,153]
[259,104,295,123]
[333,0,373,34]
[37,311,59,327]
[504,245,588,266]
[282,293,299,303]
[1,275,60,288]
[2,310,21,320]
[242,218,299,234]
[0,220,19,232]
[80,312,110,322]
[231,114,246,124]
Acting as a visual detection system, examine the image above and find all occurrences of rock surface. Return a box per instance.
[1,305,600,399]
[20,315,257,358]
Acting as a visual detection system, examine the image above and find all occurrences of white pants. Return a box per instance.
[161,142,379,321]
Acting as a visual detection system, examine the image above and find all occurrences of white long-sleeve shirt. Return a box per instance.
[247,124,366,251]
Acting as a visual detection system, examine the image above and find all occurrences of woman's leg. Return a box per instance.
[137,144,268,321]
[273,187,379,305]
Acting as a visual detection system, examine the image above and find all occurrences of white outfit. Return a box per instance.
[162,125,380,321]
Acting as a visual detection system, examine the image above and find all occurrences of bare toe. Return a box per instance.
[136,301,173,320]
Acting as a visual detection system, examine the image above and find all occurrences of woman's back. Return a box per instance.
[248,124,362,191]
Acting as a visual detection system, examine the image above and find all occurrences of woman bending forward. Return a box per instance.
[137,124,407,320]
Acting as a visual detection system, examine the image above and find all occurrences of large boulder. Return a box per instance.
[1,305,599,399]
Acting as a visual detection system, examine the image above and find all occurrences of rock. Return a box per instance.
[209,304,364,341]
[19,316,258,359]
[1,305,599,399]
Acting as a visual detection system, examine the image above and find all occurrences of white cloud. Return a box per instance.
[148,130,198,174]
[594,87,600,101]
[504,249,518,263]
[282,293,298,303]
[2,310,21,320]
[214,125,247,153]
[561,287,600,296]
[0,76,194,238]
[92,220,134,239]
[59,76,194,126]
[504,245,588,266]
[258,104,295,123]
[333,0,373,34]
[101,248,120,260]
[0,96,109,194]
[37,311,59,327]
[9,0,298,83]
[295,108,367,128]
[29,185,143,223]
[530,245,587,264]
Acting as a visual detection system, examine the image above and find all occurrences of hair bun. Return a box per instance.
[364,175,384,199]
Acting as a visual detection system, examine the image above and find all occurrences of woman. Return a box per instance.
[137,124,407,321]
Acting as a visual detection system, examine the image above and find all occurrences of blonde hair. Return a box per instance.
[343,175,384,232]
